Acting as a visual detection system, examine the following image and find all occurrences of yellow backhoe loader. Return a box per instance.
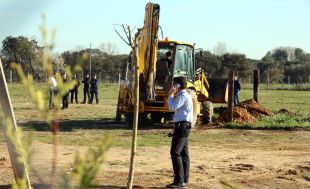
[116,2,228,126]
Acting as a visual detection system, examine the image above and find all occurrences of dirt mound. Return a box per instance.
[238,99,273,117]
[218,106,257,123]
[216,99,273,123]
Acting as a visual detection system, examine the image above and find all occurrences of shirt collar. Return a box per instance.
[176,89,186,96]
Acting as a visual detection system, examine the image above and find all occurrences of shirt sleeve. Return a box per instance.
[168,94,186,111]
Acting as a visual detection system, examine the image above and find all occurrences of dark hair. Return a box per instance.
[173,76,187,89]
[166,51,172,57]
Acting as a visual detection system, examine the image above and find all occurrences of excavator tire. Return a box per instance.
[202,101,214,124]
[150,112,163,123]
[115,93,122,121]
[187,89,199,128]
[124,113,149,127]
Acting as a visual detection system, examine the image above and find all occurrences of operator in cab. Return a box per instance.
[162,51,173,71]
[166,76,193,188]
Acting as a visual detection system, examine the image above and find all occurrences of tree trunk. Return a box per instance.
[253,69,259,102]
[0,58,31,188]
[127,48,139,189]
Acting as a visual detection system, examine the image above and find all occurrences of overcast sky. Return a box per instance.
[0,0,309,59]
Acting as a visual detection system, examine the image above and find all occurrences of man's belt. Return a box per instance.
[175,121,191,129]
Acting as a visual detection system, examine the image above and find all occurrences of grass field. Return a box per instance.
[1,83,310,188]
[7,82,310,131]
[7,82,310,120]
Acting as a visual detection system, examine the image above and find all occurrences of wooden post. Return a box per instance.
[267,73,270,91]
[227,70,234,122]
[288,75,291,86]
[10,69,12,83]
[119,73,121,86]
[127,48,139,189]
[46,71,48,83]
[253,69,259,102]
[0,59,31,187]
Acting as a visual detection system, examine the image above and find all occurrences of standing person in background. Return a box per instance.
[61,72,69,109]
[70,74,80,104]
[234,76,241,105]
[81,73,90,104]
[166,76,193,188]
[48,72,58,109]
[89,74,99,104]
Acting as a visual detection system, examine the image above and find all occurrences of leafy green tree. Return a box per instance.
[197,51,222,78]
[1,36,44,80]
[220,53,253,80]
[272,48,288,63]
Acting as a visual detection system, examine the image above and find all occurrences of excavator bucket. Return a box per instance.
[208,78,229,103]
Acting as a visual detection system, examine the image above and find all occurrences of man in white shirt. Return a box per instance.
[166,76,193,188]
[48,72,58,109]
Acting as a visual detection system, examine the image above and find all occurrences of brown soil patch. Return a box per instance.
[1,129,310,189]
[216,99,274,123]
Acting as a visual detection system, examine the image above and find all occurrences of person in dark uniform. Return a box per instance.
[61,72,69,109]
[234,76,241,105]
[166,76,193,188]
[156,51,173,85]
[81,73,90,104]
[162,51,173,70]
[89,74,99,104]
[70,74,80,104]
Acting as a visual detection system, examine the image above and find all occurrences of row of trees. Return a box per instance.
[0,36,127,82]
[1,36,310,84]
[197,46,310,84]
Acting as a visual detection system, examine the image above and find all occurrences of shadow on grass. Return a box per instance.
[19,118,173,132]
[0,184,51,189]
[95,185,163,189]
[0,184,163,189]
[223,123,310,131]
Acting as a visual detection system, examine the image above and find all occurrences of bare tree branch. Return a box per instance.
[114,28,131,47]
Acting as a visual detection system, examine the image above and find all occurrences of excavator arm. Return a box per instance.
[136,2,160,100]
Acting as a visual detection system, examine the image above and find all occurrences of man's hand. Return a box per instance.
[169,86,177,96]
[167,132,173,137]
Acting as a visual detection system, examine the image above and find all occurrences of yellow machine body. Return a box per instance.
[116,3,228,123]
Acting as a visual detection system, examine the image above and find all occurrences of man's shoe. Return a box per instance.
[166,182,186,188]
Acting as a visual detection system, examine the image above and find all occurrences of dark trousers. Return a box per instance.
[70,88,79,103]
[62,92,69,108]
[83,88,90,103]
[90,90,99,104]
[170,122,191,184]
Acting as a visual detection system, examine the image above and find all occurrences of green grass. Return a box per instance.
[225,113,310,131]
[240,89,310,114]
[21,129,171,148]
[242,83,310,91]
[4,82,310,132]
[14,128,308,149]
[7,83,119,121]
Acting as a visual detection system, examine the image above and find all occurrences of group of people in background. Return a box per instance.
[48,72,99,109]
